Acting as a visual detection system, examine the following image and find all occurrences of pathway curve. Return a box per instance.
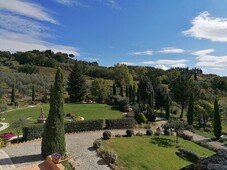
[0,122,9,131]
[185,130,227,150]
[0,120,166,170]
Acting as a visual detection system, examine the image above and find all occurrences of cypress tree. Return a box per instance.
[41,67,66,158]
[113,83,116,95]
[213,98,222,139]
[137,88,141,104]
[132,86,136,105]
[120,84,124,97]
[67,60,86,102]
[129,85,133,103]
[32,85,35,102]
[187,94,194,125]
[165,95,170,120]
[11,84,15,104]
[126,86,129,98]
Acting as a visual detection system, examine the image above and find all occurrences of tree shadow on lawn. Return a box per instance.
[150,137,175,148]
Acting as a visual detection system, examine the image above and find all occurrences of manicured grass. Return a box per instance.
[103,136,215,170]
[0,104,123,133]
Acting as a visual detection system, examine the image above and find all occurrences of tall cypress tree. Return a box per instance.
[32,85,35,102]
[187,94,194,125]
[11,84,15,104]
[137,88,141,104]
[41,67,66,158]
[129,85,133,103]
[165,95,170,120]
[113,83,116,95]
[120,84,124,97]
[67,60,86,102]
[213,98,222,139]
[126,86,129,98]
[132,86,136,105]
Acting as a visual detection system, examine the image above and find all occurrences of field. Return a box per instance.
[103,136,215,170]
[0,103,123,133]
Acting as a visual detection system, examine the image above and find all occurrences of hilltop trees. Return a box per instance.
[67,60,87,102]
[41,67,66,158]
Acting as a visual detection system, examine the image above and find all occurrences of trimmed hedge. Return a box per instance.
[23,124,44,141]
[177,147,202,162]
[64,120,103,133]
[106,118,135,129]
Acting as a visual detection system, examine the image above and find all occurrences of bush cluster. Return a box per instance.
[93,139,103,149]
[103,131,112,140]
[146,129,153,136]
[103,150,118,164]
[106,118,135,129]
[177,147,202,162]
[126,129,134,137]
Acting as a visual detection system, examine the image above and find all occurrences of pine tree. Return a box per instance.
[187,94,194,125]
[165,95,170,120]
[41,67,66,158]
[32,85,35,102]
[11,84,15,104]
[113,83,116,95]
[213,98,222,139]
[67,60,86,102]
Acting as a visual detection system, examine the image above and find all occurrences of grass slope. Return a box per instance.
[1,104,122,133]
[103,136,215,170]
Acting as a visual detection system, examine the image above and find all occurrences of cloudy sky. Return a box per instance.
[1,0,227,76]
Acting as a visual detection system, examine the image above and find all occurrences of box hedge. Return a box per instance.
[23,124,44,141]
[106,118,135,129]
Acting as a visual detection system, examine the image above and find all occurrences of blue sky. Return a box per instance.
[1,0,227,76]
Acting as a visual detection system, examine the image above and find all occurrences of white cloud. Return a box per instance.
[209,68,225,71]
[0,0,57,24]
[155,65,169,70]
[192,49,227,67]
[156,59,188,65]
[129,50,153,56]
[171,63,187,67]
[0,29,79,56]
[183,11,227,42]
[141,61,155,65]
[158,47,185,54]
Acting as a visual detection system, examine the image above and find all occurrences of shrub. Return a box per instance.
[18,64,39,74]
[103,131,112,140]
[0,103,8,112]
[137,113,147,124]
[126,129,134,137]
[104,151,118,164]
[112,95,129,111]
[177,147,202,162]
[146,129,153,136]
[106,118,135,129]
[93,139,103,149]
[0,138,5,147]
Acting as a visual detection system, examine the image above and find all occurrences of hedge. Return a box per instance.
[64,120,103,133]
[177,147,202,162]
[106,118,135,129]
[23,120,104,141]
[23,124,44,141]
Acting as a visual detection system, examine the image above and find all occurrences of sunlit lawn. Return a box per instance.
[103,136,215,170]
[0,103,123,133]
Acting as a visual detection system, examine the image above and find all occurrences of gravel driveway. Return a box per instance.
[1,121,166,170]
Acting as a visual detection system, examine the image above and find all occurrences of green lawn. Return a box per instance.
[0,103,123,133]
[103,136,215,170]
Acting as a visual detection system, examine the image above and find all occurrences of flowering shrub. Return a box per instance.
[0,132,15,140]
[0,138,5,148]
[51,153,62,160]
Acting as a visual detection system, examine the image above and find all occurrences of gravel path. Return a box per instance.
[0,120,166,170]
[0,122,9,131]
